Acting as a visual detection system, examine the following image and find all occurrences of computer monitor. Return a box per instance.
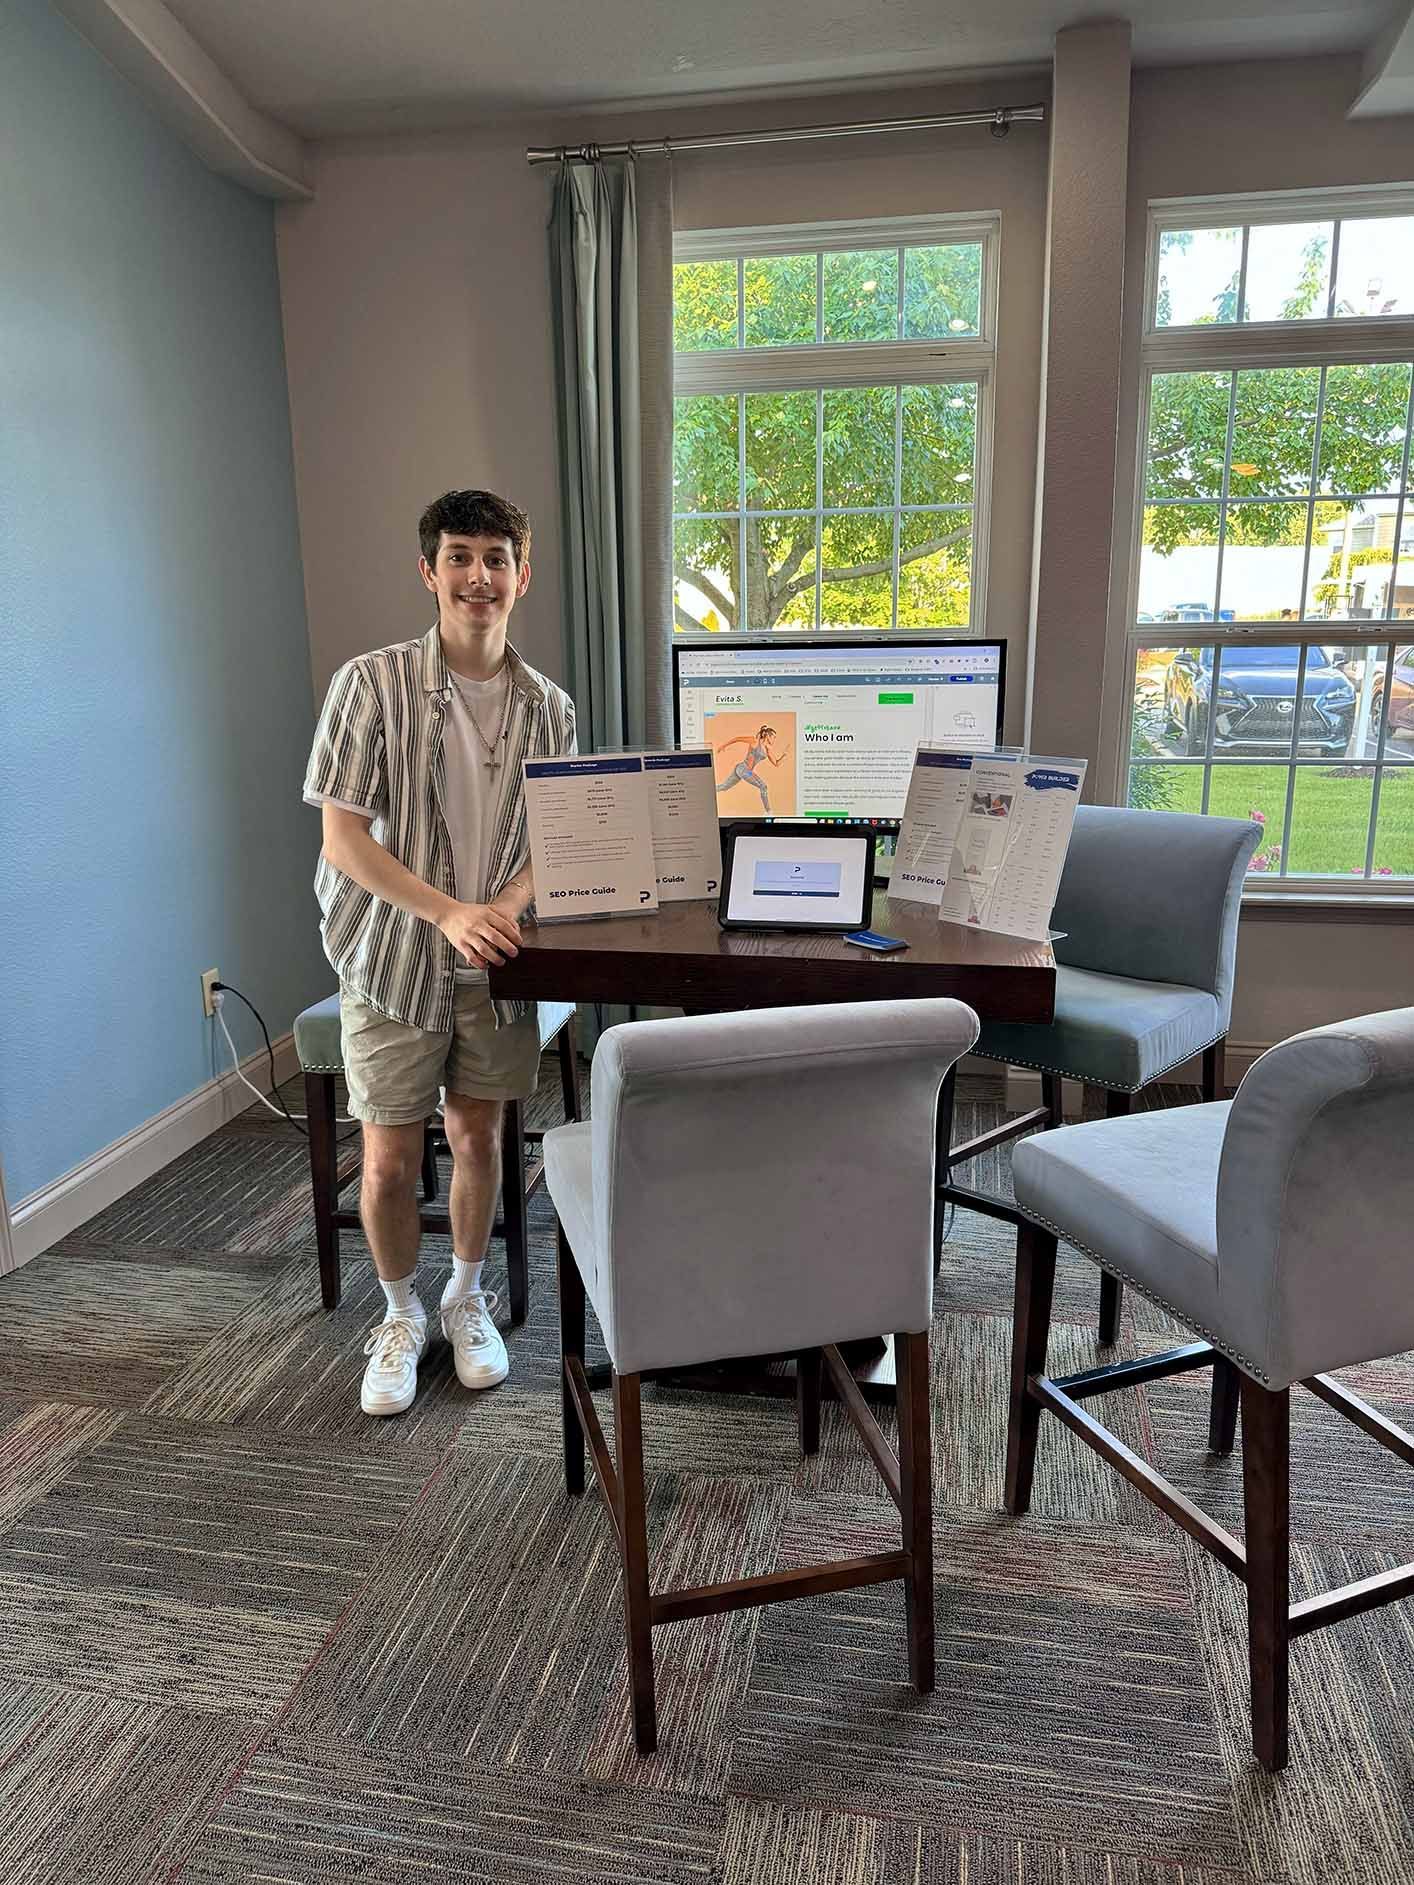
[672,632,1006,831]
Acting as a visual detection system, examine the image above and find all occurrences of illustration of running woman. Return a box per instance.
[715,725,791,813]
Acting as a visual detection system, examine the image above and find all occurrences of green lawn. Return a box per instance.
[1130,761,1414,878]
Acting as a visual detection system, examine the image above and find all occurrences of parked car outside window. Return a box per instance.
[1163,644,1357,755]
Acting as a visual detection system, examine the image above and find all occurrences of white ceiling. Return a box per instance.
[157,0,1400,137]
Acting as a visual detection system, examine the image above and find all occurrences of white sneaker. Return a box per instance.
[360,1310,428,1416]
[441,1288,509,1390]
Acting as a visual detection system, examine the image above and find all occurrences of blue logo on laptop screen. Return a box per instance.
[753,859,842,899]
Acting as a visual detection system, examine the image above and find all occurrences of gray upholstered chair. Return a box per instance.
[294,995,580,1321]
[1004,1006,1414,1772]
[958,806,1261,1342]
[543,998,980,1754]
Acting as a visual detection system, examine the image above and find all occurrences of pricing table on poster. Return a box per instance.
[938,756,1085,940]
[893,747,1086,942]
[523,755,659,920]
[640,750,721,902]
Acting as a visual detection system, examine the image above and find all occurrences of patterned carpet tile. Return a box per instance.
[73,1131,320,1255]
[936,1191,1120,1336]
[933,1313,1164,1533]
[0,1571,327,1716]
[718,1801,1261,1885]
[1182,1531,1414,1885]
[284,1451,787,1797]
[1145,1367,1414,1555]
[0,1413,429,1617]
[137,1259,450,1444]
[180,1731,724,1885]
[3,1252,266,1372]
[4,1253,274,1412]
[730,1490,1243,1869]
[0,1676,248,1885]
[0,1400,122,1528]
[45,1234,289,1277]
[0,1350,174,1413]
[11,1073,1414,1882]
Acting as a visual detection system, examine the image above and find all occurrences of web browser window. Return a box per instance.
[674,637,1005,825]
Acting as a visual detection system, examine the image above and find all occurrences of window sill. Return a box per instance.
[1241,894,1414,923]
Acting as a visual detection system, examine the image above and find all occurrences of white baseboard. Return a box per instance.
[1003,1041,1270,1117]
[5,1031,300,1275]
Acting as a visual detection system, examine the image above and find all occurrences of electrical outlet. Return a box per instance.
[200,968,221,1018]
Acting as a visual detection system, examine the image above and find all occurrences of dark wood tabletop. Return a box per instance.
[488,895,1055,1022]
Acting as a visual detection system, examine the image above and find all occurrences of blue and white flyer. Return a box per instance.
[640,750,721,902]
[892,746,1023,905]
[939,756,1086,940]
[523,754,659,921]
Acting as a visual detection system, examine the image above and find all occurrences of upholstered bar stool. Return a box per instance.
[543,997,979,1755]
[954,806,1260,1342]
[1004,1006,1414,1771]
[294,995,580,1321]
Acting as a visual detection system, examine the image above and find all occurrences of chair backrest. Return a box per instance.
[1051,807,1260,1015]
[1216,1006,1414,1387]
[586,999,979,1376]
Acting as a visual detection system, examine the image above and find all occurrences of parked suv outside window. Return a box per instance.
[1163,644,1356,755]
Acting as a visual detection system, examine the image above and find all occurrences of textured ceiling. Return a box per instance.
[157,0,1396,136]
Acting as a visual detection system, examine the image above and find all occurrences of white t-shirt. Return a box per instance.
[443,665,510,982]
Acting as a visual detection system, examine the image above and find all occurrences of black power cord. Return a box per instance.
[213,981,361,1143]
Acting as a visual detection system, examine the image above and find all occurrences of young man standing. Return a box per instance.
[304,489,575,1417]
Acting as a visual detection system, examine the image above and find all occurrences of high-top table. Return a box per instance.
[489,895,1055,1398]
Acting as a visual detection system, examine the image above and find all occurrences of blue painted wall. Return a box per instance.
[0,0,329,1201]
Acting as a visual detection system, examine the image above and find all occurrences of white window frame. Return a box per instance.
[1117,185,1414,902]
[672,214,999,636]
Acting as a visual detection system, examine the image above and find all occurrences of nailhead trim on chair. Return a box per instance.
[1017,1201,1269,1385]
[973,1030,1229,1096]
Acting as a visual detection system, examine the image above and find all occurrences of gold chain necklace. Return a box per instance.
[448,666,511,769]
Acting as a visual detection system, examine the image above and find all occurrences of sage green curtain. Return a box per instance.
[548,155,674,1046]
[549,155,673,750]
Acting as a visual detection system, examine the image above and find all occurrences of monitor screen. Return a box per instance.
[673,633,1006,828]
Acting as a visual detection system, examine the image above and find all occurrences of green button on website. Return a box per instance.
[877,691,913,704]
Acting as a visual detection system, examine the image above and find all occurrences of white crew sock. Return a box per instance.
[444,1256,485,1304]
[380,1274,424,1320]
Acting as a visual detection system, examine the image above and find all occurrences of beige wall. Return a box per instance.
[275,73,1049,710]
[275,53,1412,1051]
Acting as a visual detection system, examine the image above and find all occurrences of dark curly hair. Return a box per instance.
[418,489,531,568]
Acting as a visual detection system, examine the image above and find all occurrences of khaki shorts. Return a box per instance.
[340,981,541,1126]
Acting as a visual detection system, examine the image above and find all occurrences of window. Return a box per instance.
[671,216,996,635]
[1126,190,1414,890]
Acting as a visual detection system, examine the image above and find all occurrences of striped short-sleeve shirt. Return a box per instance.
[304,623,576,1032]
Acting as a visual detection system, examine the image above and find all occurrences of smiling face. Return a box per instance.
[419,531,531,642]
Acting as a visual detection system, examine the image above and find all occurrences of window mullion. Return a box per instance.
[1296,365,1328,624]
[815,388,824,629]
[1212,371,1239,622]
[1364,644,1398,878]
[1384,367,1414,631]
[1277,645,1308,879]
[891,386,903,629]
[1235,225,1250,326]
[1325,218,1342,319]
[737,391,746,630]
